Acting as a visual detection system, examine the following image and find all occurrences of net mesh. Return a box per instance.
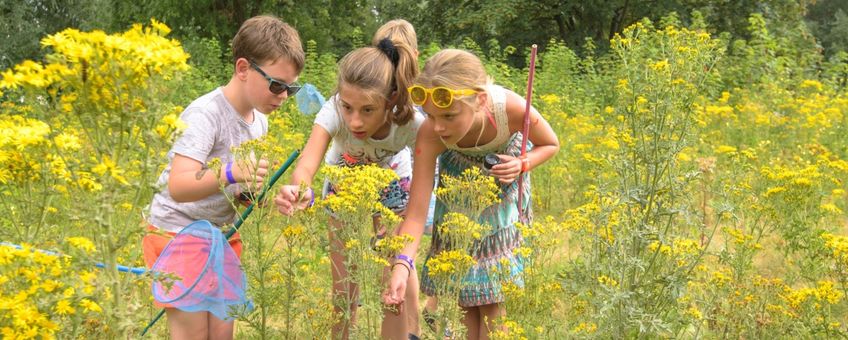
[151,220,251,320]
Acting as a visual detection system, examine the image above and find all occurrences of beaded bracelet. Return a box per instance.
[391,262,410,278]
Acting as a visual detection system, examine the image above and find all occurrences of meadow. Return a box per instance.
[1,12,848,339]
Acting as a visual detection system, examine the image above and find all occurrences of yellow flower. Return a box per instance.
[426,250,475,281]
[685,306,703,320]
[79,270,96,284]
[650,59,669,71]
[149,18,172,35]
[282,224,305,238]
[435,167,500,215]
[820,203,842,214]
[714,145,737,154]
[799,79,823,92]
[67,237,96,253]
[55,300,75,315]
[597,275,619,287]
[79,298,102,313]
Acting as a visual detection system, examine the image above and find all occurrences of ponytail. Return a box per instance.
[336,37,418,125]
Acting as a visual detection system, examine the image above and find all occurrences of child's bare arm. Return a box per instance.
[168,154,269,202]
[383,120,445,305]
[290,124,332,186]
[488,90,560,183]
[275,124,331,215]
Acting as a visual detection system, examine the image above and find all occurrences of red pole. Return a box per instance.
[518,44,538,219]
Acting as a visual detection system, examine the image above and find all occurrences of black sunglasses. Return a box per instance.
[249,61,301,96]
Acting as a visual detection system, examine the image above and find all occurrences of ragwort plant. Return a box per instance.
[0,21,190,336]
[426,167,499,339]
[223,119,332,339]
[558,18,726,337]
[319,164,409,339]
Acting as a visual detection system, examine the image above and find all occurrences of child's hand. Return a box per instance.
[233,155,269,191]
[274,185,313,216]
[382,265,408,307]
[488,154,524,184]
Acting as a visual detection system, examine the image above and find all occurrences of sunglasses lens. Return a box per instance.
[287,85,301,96]
[409,87,427,105]
[432,88,452,108]
[268,81,287,95]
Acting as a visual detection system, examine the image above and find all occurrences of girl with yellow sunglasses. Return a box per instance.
[384,49,560,339]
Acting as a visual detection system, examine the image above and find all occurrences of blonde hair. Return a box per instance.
[417,49,491,107]
[232,15,305,72]
[372,19,418,52]
[336,39,418,125]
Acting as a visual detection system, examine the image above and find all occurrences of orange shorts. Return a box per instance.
[142,225,243,308]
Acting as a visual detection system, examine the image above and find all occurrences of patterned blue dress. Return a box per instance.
[420,85,532,307]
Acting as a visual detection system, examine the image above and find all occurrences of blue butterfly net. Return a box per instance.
[151,220,252,320]
[296,83,325,115]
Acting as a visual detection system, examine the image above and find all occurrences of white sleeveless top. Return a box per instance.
[443,85,511,154]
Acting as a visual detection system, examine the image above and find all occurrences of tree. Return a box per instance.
[0,0,110,70]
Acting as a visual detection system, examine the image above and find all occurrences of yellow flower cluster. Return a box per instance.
[489,318,527,340]
[154,106,188,141]
[722,227,762,250]
[373,234,413,259]
[438,212,486,248]
[780,281,843,309]
[426,250,475,281]
[647,237,704,262]
[436,167,500,216]
[0,244,102,339]
[597,275,619,288]
[2,19,188,94]
[570,321,598,334]
[319,164,398,221]
[822,233,848,268]
[66,237,96,254]
[761,164,822,200]
[282,224,305,238]
[516,215,566,249]
[0,116,52,184]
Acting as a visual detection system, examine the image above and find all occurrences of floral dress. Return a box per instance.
[420,85,532,307]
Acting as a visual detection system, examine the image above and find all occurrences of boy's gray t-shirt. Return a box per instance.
[148,87,268,232]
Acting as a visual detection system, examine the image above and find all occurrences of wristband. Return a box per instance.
[520,156,531,172]
[391,262,411,278]
[306,188,315,208]
[396,254,415,270]
[225,161,237,184]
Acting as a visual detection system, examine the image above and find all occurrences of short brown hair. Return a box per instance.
[232,15,305,72]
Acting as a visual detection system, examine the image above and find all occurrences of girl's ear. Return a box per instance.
[475,91,489,109]
[386,90,400,109]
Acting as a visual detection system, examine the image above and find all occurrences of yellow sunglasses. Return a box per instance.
[407,85,477,108]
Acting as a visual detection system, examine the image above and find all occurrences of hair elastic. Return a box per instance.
[377,37,399,68]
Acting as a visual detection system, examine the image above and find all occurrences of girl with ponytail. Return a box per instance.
[275,20,423,339]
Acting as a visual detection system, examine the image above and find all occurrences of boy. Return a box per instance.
[142,15,304,340]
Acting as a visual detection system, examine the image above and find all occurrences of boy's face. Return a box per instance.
[338,85,390,140]
[244,58,299,114]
